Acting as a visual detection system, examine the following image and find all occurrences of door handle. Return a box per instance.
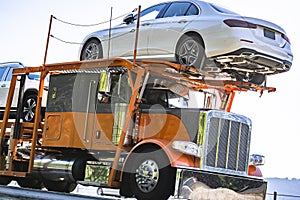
[178,20,187,24]
[1,84,6,88]
[142,23,151,26]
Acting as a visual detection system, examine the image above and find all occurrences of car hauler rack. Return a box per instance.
[0,58,272,199]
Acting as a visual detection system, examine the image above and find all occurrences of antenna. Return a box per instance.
[43,15,53,66]
[133,5,141,65]
[108,7,113,59]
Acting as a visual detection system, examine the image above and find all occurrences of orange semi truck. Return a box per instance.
[0,58,272,199]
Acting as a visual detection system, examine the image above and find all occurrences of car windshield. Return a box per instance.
[134,3,166,21]
[209,3,237,15]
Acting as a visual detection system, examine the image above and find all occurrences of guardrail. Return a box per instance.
[267,192,300,200]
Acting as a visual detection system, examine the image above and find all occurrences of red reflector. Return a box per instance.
[281,33,291,44]
[224,19,257,29]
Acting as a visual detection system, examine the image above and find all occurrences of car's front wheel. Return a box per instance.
[80,39,103,60]
[176,34,206,71]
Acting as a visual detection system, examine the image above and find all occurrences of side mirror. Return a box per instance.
[123,14,134,24]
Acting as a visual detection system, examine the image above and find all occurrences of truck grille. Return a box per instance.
[201,111,251,175]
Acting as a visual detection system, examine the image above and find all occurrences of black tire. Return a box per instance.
[120,147,176,200]
[0,176,11,185]
[249,73,266,85]
[17,177,43,189]
[44,180,77,193]
[176,34,206,71]
[80,39,103,61]
[22,93,37,122]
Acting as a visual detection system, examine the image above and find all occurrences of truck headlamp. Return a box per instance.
[249,154,265,166]
[172,141,201,158]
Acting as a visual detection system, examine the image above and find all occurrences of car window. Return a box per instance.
[209,3,237,15]
[5,68,13,81]
[136,3,166,21]
[163,2,192,18]
[186,4,199,16]
[0,68,7,80]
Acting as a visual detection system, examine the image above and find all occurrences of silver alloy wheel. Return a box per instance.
[178,39,200,66]
[23,97,36,122]
[83,42,100,60]
[135,159,159,193]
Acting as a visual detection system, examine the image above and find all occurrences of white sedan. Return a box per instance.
[79,0,293,84]
[0,62,48,122]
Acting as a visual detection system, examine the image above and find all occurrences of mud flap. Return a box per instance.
[174,168,267,200]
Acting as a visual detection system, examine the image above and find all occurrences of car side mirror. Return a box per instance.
[123,14,134,24]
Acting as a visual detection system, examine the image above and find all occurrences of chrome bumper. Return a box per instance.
[174,168,267,199]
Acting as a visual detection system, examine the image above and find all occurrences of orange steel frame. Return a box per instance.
[0,58,276,184]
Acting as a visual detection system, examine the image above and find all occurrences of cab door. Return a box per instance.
[91,71,132,150]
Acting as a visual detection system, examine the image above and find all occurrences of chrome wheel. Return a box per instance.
[178,39,200,66]
[81,39,102,60]
[135,159,159,193]
[23,94,37,122]
[176,35,205,70]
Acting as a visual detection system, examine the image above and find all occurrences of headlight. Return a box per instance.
[249,154,265,166]
[172,141,201,158]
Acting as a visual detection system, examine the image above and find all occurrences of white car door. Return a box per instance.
[0,67,9,108]
[0,67,19,108]
[148,2,199,56]
[109,3,167,58]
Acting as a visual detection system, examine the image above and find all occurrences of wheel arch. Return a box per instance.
[80,37,103,56]
[24,88,38,97]
[176,31,206,51]
[122,139,195,177]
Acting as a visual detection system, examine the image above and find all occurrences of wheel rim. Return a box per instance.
[83,43,100,60]
[135,159,159,193]
[178,39,200,66]
[23,97,36,122]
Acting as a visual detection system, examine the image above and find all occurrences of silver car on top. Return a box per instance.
[79,0,293,84]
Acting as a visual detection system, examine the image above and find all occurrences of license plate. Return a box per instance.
[264,29,275,40]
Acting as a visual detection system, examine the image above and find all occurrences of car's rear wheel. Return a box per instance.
[176,34,206,71]
[80,39,103,60]
[22,93,37,122]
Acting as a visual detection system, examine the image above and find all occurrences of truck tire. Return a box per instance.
[17,177,43,189]
[121,147,176,200]
[0,176,11,185]
[44,180,77,193]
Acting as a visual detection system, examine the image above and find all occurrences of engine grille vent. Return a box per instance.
[201,111,251,175]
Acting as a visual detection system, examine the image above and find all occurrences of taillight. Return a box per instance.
[224,19,257,29]
[281,33,291,44]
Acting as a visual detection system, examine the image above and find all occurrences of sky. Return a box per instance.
[0,0,299,179]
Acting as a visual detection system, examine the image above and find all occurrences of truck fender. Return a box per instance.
[122,139,195,172]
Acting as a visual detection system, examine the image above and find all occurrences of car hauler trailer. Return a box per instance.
[0,58,273,199]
